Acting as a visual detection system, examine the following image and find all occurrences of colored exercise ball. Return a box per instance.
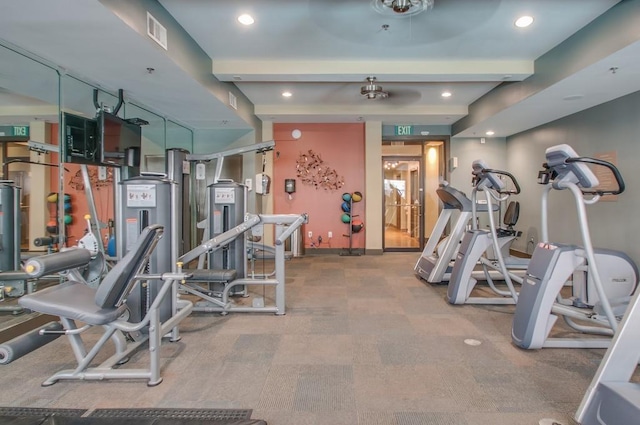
[352,219,364,233]
[47,192,58,203]
[63,194,72,202]
[64,202,73,213]
[64,215,73,225]
[341,213,351,223]
[342,192,351,202]
[352,191,363,202]
[46,221,58,234]
[341,201,351,213]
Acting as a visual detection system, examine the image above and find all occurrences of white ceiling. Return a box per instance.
[0,0,637,138]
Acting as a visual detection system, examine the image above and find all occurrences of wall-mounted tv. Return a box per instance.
[63,110,142,167]
[98,110,142,167]
[63,112,99,165]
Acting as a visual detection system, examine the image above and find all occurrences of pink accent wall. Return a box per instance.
[273,123,366,250]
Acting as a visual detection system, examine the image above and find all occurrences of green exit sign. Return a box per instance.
[394,125,413,136]
[0,125,29,137]
[12,126,29,136]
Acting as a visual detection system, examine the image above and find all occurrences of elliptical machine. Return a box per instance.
[511,144,637,349]
[415,181,500,284]
[446,160,525,305]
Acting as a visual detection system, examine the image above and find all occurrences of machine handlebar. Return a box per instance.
[480,168,521,195]
[566,157,625,196]
[538,156,625,196]
[472,162,521,195]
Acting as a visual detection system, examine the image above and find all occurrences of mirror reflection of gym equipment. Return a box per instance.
[0,85,307,390]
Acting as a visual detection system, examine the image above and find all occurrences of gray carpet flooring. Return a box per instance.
[0,253,607,425]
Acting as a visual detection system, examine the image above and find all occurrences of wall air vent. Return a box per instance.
[147,12,168,50]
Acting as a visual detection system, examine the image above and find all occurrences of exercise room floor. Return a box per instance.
[0,253,606,425]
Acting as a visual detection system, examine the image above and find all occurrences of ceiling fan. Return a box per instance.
[361,76,388,100]
[360,76,422,105]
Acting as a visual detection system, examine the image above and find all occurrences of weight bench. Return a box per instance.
[18,224,193,386]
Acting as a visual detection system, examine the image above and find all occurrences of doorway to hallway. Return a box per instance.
[383,157,421,250]
[382,141,444,252]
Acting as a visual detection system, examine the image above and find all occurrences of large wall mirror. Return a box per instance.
[0,39,194,319]
[0,43,59,254]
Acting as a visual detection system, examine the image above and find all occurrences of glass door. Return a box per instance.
[383,157,422,251]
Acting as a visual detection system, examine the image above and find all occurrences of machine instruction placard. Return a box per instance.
[126,184,157,207]
[214,187,236,204]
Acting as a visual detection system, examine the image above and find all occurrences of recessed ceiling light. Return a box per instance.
[237,14,254,25]
[486,131,495,136]
[515,16,534,28]
[282,91,292,98]
[441,91,452,98]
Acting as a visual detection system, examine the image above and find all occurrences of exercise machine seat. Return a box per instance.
[503,201,520,227]
[20,225,162,321]
[496,201,522,238]
[15,224,195,387]
[19,283,125,325]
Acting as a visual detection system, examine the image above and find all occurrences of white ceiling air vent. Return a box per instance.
[361,76,388,100]
[147,12,168,50]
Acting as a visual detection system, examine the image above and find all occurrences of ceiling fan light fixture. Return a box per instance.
[361,76,389,100]
[372,0,434,17]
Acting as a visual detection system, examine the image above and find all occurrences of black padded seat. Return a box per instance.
[185,269,237,283]
[19,225,163,325]
[496,201,522,238]
[19,283,126,326]
[502,201,520,227]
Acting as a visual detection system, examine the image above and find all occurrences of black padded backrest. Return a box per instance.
[94,224,164,309]
[503,201,520,227]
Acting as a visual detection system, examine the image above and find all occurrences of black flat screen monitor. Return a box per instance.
[98,110,142,167]
[63,112,99,165]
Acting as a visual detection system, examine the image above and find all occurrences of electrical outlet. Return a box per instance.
[308,231,312,238]
[328,231,332,238]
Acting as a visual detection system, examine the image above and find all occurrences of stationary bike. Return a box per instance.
[511,144,637,349]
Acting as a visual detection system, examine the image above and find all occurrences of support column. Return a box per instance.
[365,121,383,254]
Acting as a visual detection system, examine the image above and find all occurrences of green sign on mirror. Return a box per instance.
[0,126,30,137]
